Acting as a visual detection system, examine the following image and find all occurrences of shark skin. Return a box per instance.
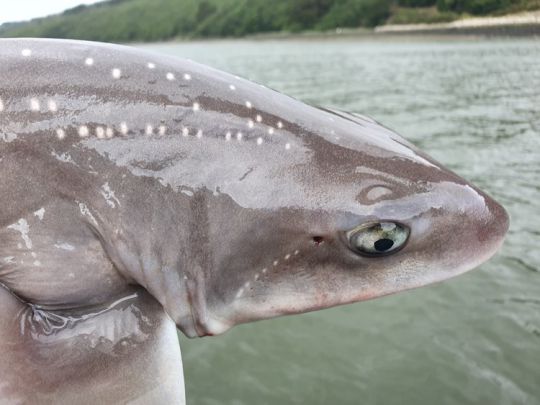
[0,38,508,404]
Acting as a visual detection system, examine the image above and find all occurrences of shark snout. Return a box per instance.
[476,191,509,256]
[445,185,509,276]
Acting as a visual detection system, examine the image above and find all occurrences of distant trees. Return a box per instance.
[398,0,512,14]
[398,0,437,6]
[0,0,532,41]
[318,0,393,28]
[196,1,217,22]
[285,0,335,31]
[437,0,510,14]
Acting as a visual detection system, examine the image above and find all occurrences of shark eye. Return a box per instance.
[346,222,409,257]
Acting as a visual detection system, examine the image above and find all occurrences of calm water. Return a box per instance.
[140,38,540,405]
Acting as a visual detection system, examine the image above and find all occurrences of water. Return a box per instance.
[139,37,540,405]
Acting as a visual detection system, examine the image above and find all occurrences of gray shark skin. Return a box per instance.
[0,38,508,404]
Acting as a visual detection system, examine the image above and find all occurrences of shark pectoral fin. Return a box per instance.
[0,285,185,405]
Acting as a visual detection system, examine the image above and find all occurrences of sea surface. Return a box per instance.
[139,37,540,405]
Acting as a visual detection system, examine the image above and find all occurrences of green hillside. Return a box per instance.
[0,0,538,42]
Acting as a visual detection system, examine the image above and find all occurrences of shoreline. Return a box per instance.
[3,10,540,44]
[171,10,540,43]
[375,10,540,36]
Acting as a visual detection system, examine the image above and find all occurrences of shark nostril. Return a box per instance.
[312,236,324,245]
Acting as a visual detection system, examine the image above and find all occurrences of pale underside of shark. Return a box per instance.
[0,38,508,404]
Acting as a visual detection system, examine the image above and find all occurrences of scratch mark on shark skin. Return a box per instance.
[33,208,45,221]
[77,202,98,226]
[239,168,253,181]
[54,242,76,251]
[7,219,32,249]
[101,183,121,209]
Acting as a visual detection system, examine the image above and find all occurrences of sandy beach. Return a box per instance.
[376,10,540,35]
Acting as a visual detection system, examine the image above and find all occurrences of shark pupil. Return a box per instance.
[345,221,409,257]
[374,238,394,252]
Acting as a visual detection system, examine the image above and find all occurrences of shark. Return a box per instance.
[0,38,508,404]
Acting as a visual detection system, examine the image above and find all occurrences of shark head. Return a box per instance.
[19,39,504,338]
[181,106,509,337]
[0,38,510,404]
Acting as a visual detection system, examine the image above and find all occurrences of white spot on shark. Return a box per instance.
[106,127,114,138]
[235,288,245,299]
[101,182,121,209]
[196,129,203,139]
[54,242,75,251]
[257,137,263,145]
[56,129,66,140]
[268,127,275,135]
[0,98,5,112]
[285,143,291,150]
[277,121,283,129]
[33,260,41,267]
[181,189,194,197]
[7,219,32,249]
[166,72,175,81]
[112,68,121,79]
[33,208,45,221]
[245,101,252,109]
[159,125,166,135]
[183,73,191,80]
[284,254,291,260]
[256,115,262,123]
[193,102,200,112]
[147,62,155,69]
[145,124,153,135]
[229,84,236,90]
[182,127,189,137]
[236,132,243,141]
[96,126,105,139]
[120,122,128,135]
[225,131,232,141]
[30,98,40,111]
[78,126,89,137]
[247,120,254,129]
[85,57,94,66]
[47,99,57,112]
[21,49,32,57]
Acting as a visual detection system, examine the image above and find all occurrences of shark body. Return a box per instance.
[0,39,508,404]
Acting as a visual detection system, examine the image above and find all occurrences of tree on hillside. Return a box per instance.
[285,0,335,31]
[317,0,392,29]
[398,0,437,6]
[437,0,510,14]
